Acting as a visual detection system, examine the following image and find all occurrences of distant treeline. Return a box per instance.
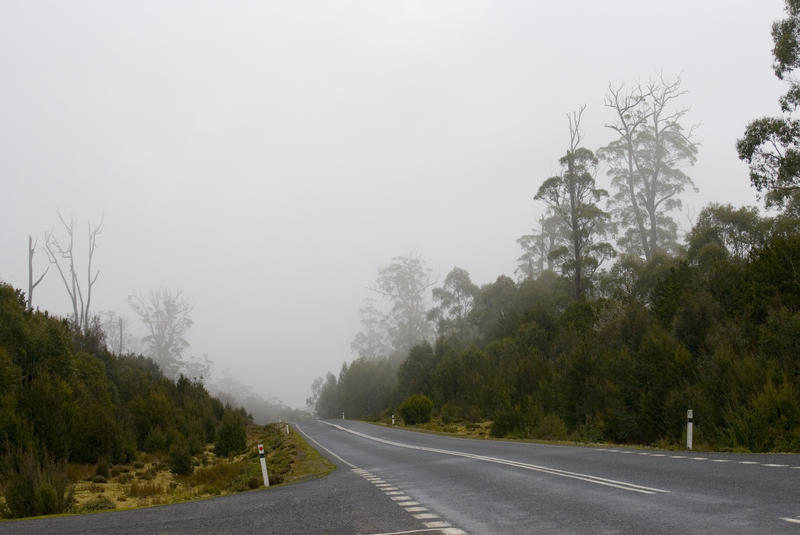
[0,282,249,466]
[313,206,800,452]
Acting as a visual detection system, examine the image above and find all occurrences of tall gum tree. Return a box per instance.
[599,77,698,259]
[738,0,800,210]
[535,107,614,299]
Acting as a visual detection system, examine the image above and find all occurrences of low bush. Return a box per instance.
[1,450,73,519]
[400,395,434,425]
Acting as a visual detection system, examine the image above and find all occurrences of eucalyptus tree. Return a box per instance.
[515,212,564,282]
[535,107,614,299]
[128,288,193,379]
[427,266,479,340]
[43,211,103,331]
[599,77,698,259]
[738,0,800,210]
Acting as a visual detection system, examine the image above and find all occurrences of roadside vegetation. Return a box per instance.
[309,1,800,455]
[0,284,332,519]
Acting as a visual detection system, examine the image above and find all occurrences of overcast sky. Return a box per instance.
[0,1,788,407]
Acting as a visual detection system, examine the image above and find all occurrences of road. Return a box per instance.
[2,420,799,534]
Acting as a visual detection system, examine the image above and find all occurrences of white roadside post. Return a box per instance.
[285,423,290,435]
[687,409,693,451]
[258,443,270,487]
[342,411,345,420]
[391,414,395,426]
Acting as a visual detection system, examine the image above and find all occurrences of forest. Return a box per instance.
[309,2,800,453]
[0,282,252,517]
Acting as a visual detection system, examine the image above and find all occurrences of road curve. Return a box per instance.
[296,419,800,534]
[2,420,799,534]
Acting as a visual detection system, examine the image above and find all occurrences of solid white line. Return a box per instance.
[322,422,669,495]
[295,424,356,468]
[365,529,447,535]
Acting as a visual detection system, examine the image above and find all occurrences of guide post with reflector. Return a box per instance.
[687,409,693,451]
[258,443,269,487]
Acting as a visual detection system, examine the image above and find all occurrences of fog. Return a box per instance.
[0,1,786,408]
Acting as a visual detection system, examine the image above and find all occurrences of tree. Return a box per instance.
[427,267,479,340]
[515,212,564,281]
[350,299,391,359]
[354,255,435,361]
[26,236,48,311]
[599,77,698,259]
[737,0,800,209]
[43,212,103,331]
[128,288,193,380]
[687,203,767,263]
[214,409,247,457]
[535,107,614,298]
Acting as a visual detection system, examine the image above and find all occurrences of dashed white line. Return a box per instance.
[324,422,669,495]
[763,463,788,467]
[406,506,429,513]
[414,513,440,520]
[781,517,800,524]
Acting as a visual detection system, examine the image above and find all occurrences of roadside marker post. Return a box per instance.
[687,409,693,451]
[258,443,270,487]
[285,423,290,435]
[392,414,395,426]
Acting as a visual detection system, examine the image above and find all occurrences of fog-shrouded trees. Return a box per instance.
[599,77,698,259]
[427,267,479,341]
[738,0,800,211]
[26,235,48,311]
[128,288,193,380]
[352,255,435,362]
[515,212,564,282]
[43,212,103,332]
[535,107,614,299]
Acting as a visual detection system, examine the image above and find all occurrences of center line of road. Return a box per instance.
[323,422,670,495]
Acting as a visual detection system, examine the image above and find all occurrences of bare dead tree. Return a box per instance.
[27,235,49,311]
[44,211,104,331]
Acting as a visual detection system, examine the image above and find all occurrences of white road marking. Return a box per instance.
[302,424,470,535]
[781,517,800,524]
[738,461,759,465]
[398,501,420,506]
[295,424,357,468]
[690,457,707,461]
[711,459,731,463]
[763,463,788,467]
[669,455,686,459]
[323,422,669,495]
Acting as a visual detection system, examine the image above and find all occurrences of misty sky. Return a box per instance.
[0,1,788,407]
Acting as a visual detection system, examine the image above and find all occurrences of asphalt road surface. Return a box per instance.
[3,420,800,534]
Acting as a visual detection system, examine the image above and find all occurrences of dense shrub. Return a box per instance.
[1,450,73,518]
[399,394,434,425]
[215,410,246,458]
[168,440,193,476]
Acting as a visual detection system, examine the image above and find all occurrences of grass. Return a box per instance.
[1,421,335,520]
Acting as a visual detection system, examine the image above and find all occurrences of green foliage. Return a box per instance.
[1,449,73,519]
[738,1,800,209]
[215,410,247,458]
[168,439,193,476]
[399,394,434,425]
